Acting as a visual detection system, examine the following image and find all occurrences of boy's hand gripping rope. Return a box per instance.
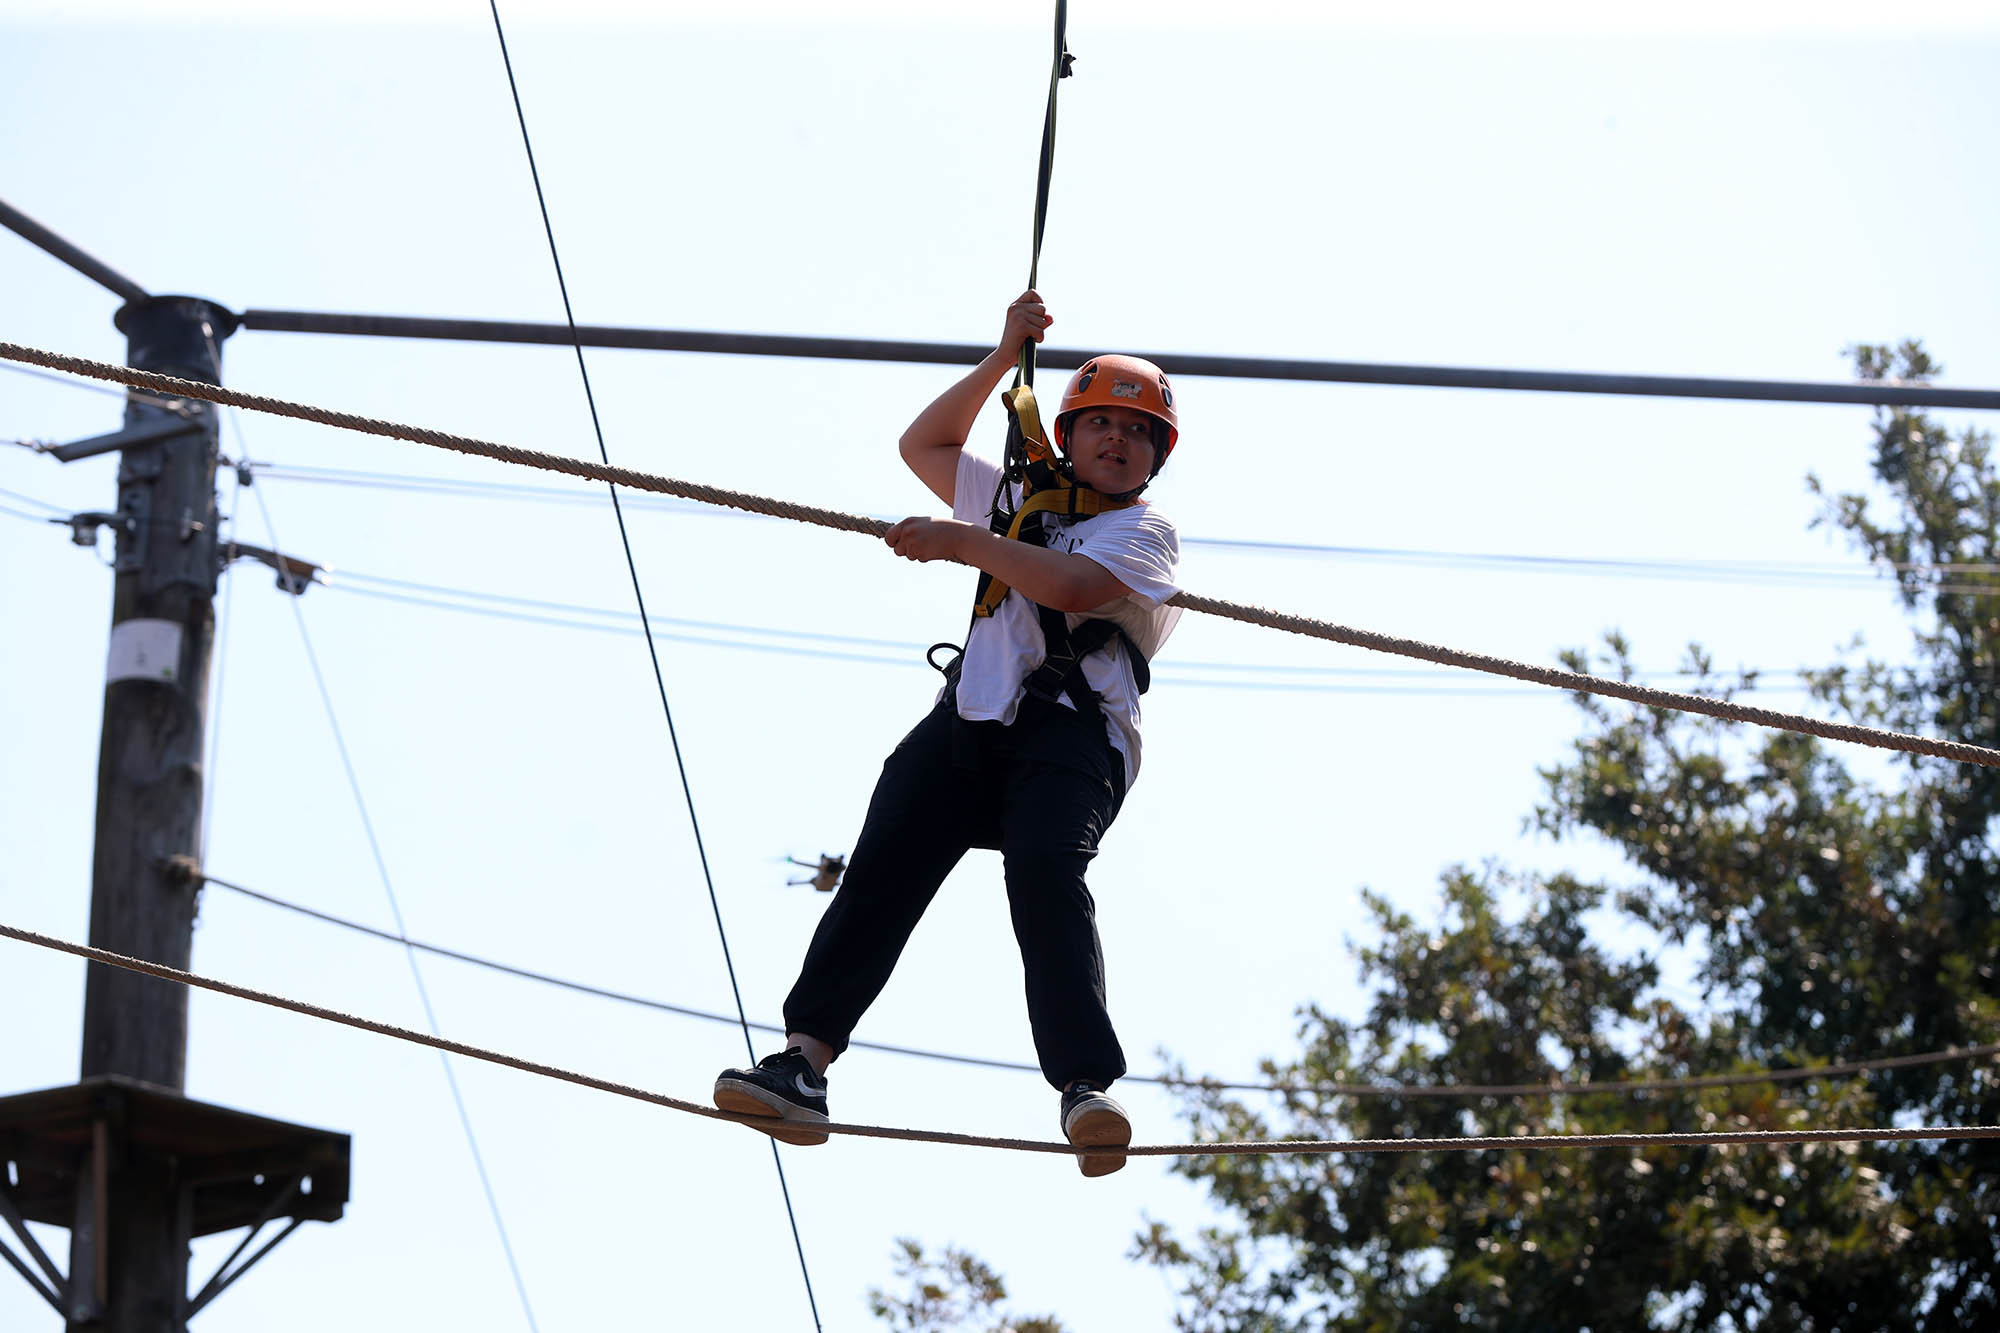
[7,338,2000,771]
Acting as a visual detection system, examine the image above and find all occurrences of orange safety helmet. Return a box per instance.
[1050,354,1180,466]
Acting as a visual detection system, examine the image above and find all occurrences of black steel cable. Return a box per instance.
[0,195,150,304]
[233,308,2000,412]
[195,869,2000,1102]
[482,5,821,1326]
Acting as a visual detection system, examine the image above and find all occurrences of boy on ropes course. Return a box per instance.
[715,289,1184,1176]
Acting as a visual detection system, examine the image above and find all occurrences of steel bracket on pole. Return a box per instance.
[219,540,321,595]
[48,415,202,464]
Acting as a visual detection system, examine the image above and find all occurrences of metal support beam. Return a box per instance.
[184,1218,303,1319]
[0,1184,66,1306]
[0,1229,63,1313]
[237,307,2000,411]
[0,198,150,306]
[183,1176,299,1317]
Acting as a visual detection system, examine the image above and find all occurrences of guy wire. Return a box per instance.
[482,4,821,1327]
[245,473,542,1332]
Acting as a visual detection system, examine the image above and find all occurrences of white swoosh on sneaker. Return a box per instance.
[794,1074,820,1099]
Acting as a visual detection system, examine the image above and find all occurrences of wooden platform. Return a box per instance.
[0,1074,348,1237]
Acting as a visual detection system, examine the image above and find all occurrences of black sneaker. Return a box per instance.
[714,1048,830,1146]
[1059,1080,1131,1178]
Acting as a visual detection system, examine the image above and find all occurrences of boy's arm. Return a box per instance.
[884,517,1135,613]
[898,290,1052,506]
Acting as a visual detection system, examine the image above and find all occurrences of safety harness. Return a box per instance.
[933,383,1153,718]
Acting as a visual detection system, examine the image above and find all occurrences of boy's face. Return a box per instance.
[1066,406,1162,495]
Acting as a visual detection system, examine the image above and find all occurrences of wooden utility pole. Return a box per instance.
[0,293,348,1332]
[69,295,230,1331]
[0,206,350,1333]
[78,295,231,1092]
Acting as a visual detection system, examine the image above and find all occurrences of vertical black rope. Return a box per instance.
[482,6,822,1328]
[1017,0,1073,390]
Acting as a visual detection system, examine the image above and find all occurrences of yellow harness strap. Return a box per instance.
[1003,383,1053,463]
[972,383,1138,618]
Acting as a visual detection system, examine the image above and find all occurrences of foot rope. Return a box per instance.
[5,922,1993,1161]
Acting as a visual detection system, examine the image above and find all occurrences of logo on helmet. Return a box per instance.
[1111,380,1142,400]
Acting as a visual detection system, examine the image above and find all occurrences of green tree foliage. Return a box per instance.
[869,1239,1068,1333]
[1134,343,2000,1331]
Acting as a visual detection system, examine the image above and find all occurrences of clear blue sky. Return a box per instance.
[4,4,1997,1329]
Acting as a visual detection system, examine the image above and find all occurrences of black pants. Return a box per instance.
[782,693,1129,1091]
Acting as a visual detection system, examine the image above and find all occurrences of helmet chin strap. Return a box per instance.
[1055,438,1164,504]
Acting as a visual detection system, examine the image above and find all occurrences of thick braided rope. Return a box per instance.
[5,922,1995,1158]
[202,870,2000,1101]
[1168,592,2000,767]
[0,342,887,539]
[9,340,1998,770]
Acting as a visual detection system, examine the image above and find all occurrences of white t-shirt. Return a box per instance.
[947,450,1182,790]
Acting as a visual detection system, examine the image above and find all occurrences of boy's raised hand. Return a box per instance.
[896,291,1056,511]
[1000,289,1052,358]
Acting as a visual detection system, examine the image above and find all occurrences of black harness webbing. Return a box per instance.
[1025,606,1151,710]
[943,451,1155,722]
[991,0,1074,477]
[1019,0,1073,390]
[931,610,1150,717]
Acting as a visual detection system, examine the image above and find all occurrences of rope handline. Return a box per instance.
[197,868,2000,1102]
[10,339,1998,769]
[3,921,1993,1160]
[480,3,819,1324]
